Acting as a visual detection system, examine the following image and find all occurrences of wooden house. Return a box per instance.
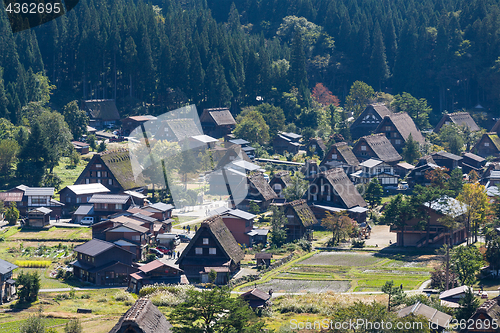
[129,260,184,293]
[439,286,472,308]
[246,229,269,246]
[273,132,302,155]
[472,133,500,158]
[71,239,137,286]
[121,115,157,136]
[227,139,256,159]
[352,133,402,164]
[88,194,133,219]
[434,112,480,133]
[269,171,292,198]
[394,162,415,178]
[374,112,425,152]
[200,108,237,138]
[26,207,52,228]
[209,207,256,246]
[305,168,367,209]
[58,183,110,213]
[406,157,442,188]
[232,173,277,212]
[301,160,322,181]
[461,152,486,175]
[14,187,63,218]
[109,298,173,333]
[350,103,392,140]
[463,296,500,332]
[105,223,150,261]
[283,199,317,242]
[240,288,271,310]
[305,138,327,158]
[71,141,90,155]
[390,196,467,247]
[430,151,463,170]
[82,99,120,129]
[254,253,272,268]
[142,202,174,221]
[176,216,244,283]
[350,158,399,186]
[0,259,17,304]
[320,142,360,175]
[74,149,147,193]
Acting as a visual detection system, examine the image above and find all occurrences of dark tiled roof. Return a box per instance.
[203,108,236,126]
[462,152,485,163]
[319,168,367,208]
[89,194,130,204]
[24,187,54,196]
[249,173,278,201]
[379,112,425,144]
[241,288,271,301]
[109,298,173,333]
[287,199,318,227]
[83,99,120,121]
[357,134,402,163]
[431,151,463,161]
[0,259,17,275]
[99,150,147,190]
[254,253,273,259]
[74,239,116,256]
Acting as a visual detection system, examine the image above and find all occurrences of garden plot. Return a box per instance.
[297,252,384,266]
[242,279,350,293]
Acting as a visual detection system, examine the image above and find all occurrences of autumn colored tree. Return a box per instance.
[424,168,450,189]
[457,183,490,245]
[312,83,340,106]
[321,211,356,245]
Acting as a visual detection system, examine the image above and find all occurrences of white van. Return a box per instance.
[80,217,94,225]
[157,233,180,246]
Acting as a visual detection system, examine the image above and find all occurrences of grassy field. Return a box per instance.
[52,157,88,196]
[6,226,91,241]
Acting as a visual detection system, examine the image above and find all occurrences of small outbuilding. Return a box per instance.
[26,207,52,228]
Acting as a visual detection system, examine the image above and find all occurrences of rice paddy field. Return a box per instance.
[243,251,435,293]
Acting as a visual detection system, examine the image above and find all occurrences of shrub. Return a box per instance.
[351,239,365,248]
[114,290,134,302]
[20,313,45,333]
[64,318,83,333]
[295,238,312,252]
[80,294,91,299]
[56,269,64,279]
[97,297,108,303]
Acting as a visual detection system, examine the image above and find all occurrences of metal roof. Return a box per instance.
[191,135,218,143]
[229,139,250,145]
[65,183,110,195]
[31,207,52,214]
[230,160,264,171]
[439,285,471,299]
[88,194,130,204]
[0,259,18,275]
[24,187,54,196]
[73,205,94,215]
[146,202,174,212]
[74,239,116,256]
[359,158,384,168]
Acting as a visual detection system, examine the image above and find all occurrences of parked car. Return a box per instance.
[177,234,192,243]
[80,217,94,225]
[156,246,171,254]
[157,234,181,246]
[149,248,164,258]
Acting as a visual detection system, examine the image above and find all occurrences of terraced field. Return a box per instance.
[252,251,435,293]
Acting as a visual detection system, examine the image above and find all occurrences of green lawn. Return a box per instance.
[0,317,69,333]
[8,227,91,241]
[52,156,87,196]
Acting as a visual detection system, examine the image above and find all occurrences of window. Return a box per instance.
[132,235,140,241]
[97,171,101,177]
[327,195,331,201]
[395,139,401,145]
[393,132,398,138]
[76,197,81,204]
[377,168,381,173]
[384,168,391,173]
[331,154,337,159]
[103,171,108,177]
[31,196,46,205]
[97,179,102,183]
[108,179,113,185]
[66,196,71,203]
[115,204,123,210]
[195,248,203,255]
[209,248,216,255]
[485,142,490,147]
[203,238,209,245]
[96,164,102,168]
[86,179,89,184]
[229,156,235,161]
[361,145,366,151]
[385,126,391,131]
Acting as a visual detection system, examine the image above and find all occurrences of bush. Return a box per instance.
[64,318,83,333]
[80,294,91,299]
[56,269,64,279]
[295,238,312,252]
[97,297,108,303]
[20,313,45,333]
[351,239,365,248]
[114,290,134,302]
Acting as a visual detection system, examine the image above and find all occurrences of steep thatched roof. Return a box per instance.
[272,171,293,187]
[83,99,120,120]
[378,112,425,144]
[316,168,367,208]
[287,199,317,227]
[325,142,359,166]
[249,173,277,201]
[215,145,252,170]
[177,216,244,265]
[435,112,480,132]
[100,150,147,190]
[164,118,202,141]
[201,108,236,126]
[109,298,173,333]
[356,134,402,163]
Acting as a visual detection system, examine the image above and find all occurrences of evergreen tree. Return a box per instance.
[16,120,47,186]
[63,100,89,140]
[345,81,375,118]
[401,134,421,164]
[289,31,308,90]
[369,22,389,91]
[270,206,288,247]
[364,178,383,208]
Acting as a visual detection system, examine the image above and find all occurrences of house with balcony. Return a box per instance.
[71,239,137,286]
[350,159,399,186]
[13,187,63,218]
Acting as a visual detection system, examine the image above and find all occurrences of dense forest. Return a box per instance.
[1,0,500,123]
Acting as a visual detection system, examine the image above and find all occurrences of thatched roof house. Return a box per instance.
[109,298,173,333]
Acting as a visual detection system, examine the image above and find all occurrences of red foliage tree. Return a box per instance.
[312,83,340,106]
